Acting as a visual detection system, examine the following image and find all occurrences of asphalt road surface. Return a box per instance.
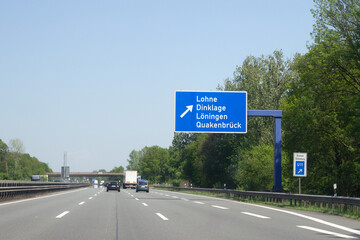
[0,186,359,240]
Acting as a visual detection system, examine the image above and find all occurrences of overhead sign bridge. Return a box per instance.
[175,90,283,191]
[47,172,124,178]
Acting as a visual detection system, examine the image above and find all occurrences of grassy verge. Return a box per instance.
[154,187,360,221]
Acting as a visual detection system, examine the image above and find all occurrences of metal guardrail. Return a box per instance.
[155,186,360,215]
[0,181,91,201]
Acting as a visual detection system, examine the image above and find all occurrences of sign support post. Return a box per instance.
[248,110,283,191]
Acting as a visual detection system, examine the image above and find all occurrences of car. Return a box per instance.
[136,180,149,193]
[107,181,120,192]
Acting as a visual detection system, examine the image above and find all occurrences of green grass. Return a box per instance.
[154,187,360,221]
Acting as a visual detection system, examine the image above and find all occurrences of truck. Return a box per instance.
[31,175,41,181]
[123,170,137,189]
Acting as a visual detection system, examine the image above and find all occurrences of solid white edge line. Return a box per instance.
[142,203,148,207]
[212,205,229,210]
[242,212,270,219]
[155,190,360,236]
[56,211,70,219]
[297,226,357,239]
[156,213,168,220]
[79,201,85,205]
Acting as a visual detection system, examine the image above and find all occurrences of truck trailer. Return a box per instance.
[123,170,137,189]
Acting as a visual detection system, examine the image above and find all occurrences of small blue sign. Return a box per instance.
[175,91,247,133]
[293,153,307,177]
[295,161,305,176]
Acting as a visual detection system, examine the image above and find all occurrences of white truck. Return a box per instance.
[123,170,138,189]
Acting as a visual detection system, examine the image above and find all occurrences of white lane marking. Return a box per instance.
[194,201,205,205]
[130,195,134,197]
[172,196,179,198]
[142,203,148,207]
[181,198,189,201]
[156,213,169,220]
[0,188,88,207]
[89,197,93,200]
[241,212,270,219]
[135,198,139,201]
[211,205,229,210]
[298,226,357,239]
[94,194,97,196]
[156,190,360,236]
[56,211,70,219]
[78,201,85,205]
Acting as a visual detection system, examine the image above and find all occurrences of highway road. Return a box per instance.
[0,186,359,240]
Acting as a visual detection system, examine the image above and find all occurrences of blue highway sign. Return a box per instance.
[293,153,307,177]
[175,90,247,133]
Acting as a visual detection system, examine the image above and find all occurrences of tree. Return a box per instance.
[139,146,169,183]
[110,166,124,173]
[126,149,142,171]
[282,0,360,196]
[9,138,25,154]
[235,145,274,191]
[0,139,9,178]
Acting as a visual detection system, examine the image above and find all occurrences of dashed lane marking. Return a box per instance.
[211,205,229,210]
[156,213,168,221]
[241,212,270,219]
[56,211,70,219]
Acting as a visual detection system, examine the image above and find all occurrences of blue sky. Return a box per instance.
[0,0,315,172]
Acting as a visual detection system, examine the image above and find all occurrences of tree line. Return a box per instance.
[127,0,360,197]
[0,139,52,180]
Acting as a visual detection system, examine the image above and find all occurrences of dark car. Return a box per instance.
[136,180,149,193]
[107,181,120,192]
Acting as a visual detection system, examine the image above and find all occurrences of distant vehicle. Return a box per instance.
[31,175,41,181]
[107,181,120,192]
[123,170,137,189]
[136,180,149,193]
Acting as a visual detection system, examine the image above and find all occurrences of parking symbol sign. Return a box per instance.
[293,153,307,177]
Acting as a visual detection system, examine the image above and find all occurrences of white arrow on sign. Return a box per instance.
[180,105,193,118]
[298,169,303,174]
